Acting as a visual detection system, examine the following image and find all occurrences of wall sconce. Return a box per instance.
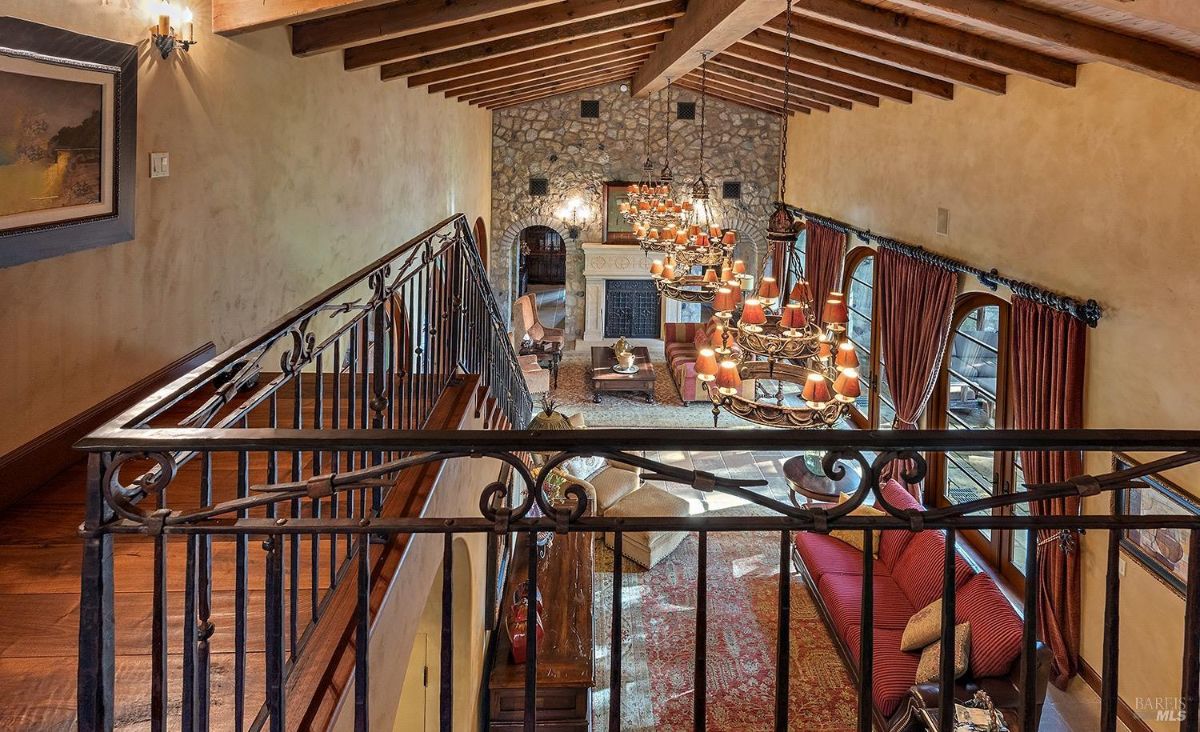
[557,197,592,240]
[149,1,197,59]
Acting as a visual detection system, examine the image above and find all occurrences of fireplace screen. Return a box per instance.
[604,279,660,339]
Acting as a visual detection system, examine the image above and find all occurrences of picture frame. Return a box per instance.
[1112,452,1200,597]
[602,180,636,244]
[0,17,137,268]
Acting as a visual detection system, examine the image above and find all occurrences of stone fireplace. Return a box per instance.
[580,243,696,346]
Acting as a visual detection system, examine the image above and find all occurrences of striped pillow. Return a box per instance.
[955,574,1024,677]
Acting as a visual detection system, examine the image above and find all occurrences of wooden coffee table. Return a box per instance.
[590,346,656,403]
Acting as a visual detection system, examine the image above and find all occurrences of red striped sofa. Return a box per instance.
[662,321,710,403]
[792,479,1050,731]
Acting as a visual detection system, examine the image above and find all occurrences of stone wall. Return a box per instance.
[491,81,782,338]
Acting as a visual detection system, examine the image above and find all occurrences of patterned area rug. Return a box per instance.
[546,353,742,429]
[591,507,858,731]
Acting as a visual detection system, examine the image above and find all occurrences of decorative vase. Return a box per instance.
[612,335,629,356]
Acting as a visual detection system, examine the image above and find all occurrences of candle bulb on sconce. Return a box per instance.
[149,1,198,59]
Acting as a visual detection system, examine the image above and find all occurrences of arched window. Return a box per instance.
[473,217,488,268]
[929,293,1024,585]
[843,249,875,427]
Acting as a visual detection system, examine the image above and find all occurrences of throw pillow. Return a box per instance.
[561,455,605,481]
[829,502,884,556]
[914,622,972,684]
[901,599,943,651]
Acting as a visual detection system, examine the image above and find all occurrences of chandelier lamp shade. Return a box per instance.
[697,266,862,428]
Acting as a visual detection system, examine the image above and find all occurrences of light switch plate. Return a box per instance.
[150,152,170,178]
[936,207,950,236]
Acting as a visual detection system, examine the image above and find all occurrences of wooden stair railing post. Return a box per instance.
[77,451,116,732]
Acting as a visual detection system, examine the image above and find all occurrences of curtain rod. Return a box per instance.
[784,204,1103,328]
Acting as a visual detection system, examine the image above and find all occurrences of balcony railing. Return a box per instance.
[75,216,1200,732]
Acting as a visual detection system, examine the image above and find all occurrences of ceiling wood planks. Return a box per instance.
[378,7,683,79]
[344,0,677,70]
[245,0,1200,115]
[789,0,1077,86]
[885,0,1200,91]
[711,53,882,105]
[724,41,914,102]
[402,25,671,85]
[763,13,1008,93]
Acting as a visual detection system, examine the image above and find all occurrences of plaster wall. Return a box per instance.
[0,0,492,455]
[786,62,1200,730]
[490,81,781,337]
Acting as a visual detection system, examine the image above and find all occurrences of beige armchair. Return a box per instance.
[513,293,565,347]
[518,354,551,394]
[556,455,641,515]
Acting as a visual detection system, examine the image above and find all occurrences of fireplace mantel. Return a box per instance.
[580,242,690,346]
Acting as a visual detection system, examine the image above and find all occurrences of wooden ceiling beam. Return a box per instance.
[675,77,799,115]
[213,0,389,34]
[711,53,878,105]
[704,61,853,108]
[742,28,953,99]
[292,0,562,56]
[451,52,652,98]
[885,0,1200,91]
[631,0,788,96]
[468,65,641,105]
[345,0,674,70]
[378,6,683,79]
[682,70,831,112]
[789,0,1075,87]
[482,73,636,108]
[723,42,912,102]
[764,14,1005,94]
[404,24,669,86]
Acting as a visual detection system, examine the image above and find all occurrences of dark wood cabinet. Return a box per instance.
[488,529,594,730]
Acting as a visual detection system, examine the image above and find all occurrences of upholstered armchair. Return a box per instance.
[513,293,565,348]
[555,456,642,516]
[518,354,551,394]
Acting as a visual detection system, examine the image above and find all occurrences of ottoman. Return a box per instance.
[603,485,690,569]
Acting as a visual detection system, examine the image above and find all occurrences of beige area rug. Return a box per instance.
[546,353,738,429]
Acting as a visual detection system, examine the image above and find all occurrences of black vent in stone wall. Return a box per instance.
[722,181,743,200]
[604,280,661,339]
[528,178,549,196]
[677,101,696,120]
[580,99,601,118]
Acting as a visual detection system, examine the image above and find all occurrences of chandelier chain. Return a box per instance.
[664,78,672,172]
[699,52,709,179]
[779,0,793,201]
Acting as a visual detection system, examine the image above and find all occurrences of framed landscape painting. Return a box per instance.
[1113,452,1200,597]
[0,18,137,268]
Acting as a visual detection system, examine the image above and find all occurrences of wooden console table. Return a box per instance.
[488,529,595,730]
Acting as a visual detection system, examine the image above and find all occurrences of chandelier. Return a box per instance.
[690,3,858,429]
[645,53,746,305]
[620,80,693,248]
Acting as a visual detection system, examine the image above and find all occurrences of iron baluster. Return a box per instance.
[354,534,371,732]
[774,530,791,732]
[858,529,874,732]
[1100,528,1121,732]
[265,535,285,732]
[1020,528,1039,731]
[1181,530,1200,732]
[694,530,708,732]
[938,529,957,732]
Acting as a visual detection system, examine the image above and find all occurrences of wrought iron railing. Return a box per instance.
[75,217,1200,732]
[75,214,532,731]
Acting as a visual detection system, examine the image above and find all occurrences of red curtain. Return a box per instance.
[876,248,957,499]
[804,221,846,326]
[1010,296,1086,689]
